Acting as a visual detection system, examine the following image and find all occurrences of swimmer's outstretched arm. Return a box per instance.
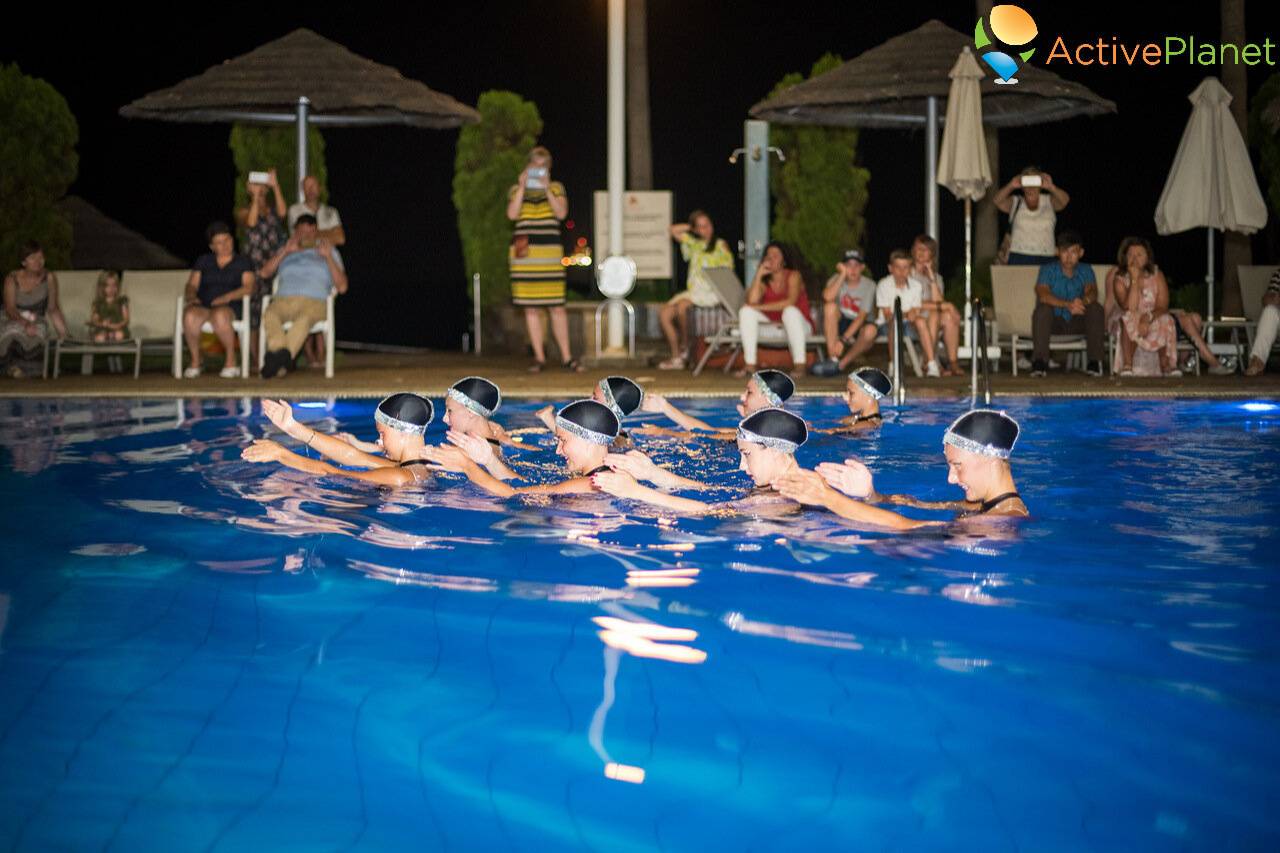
[262,400,391,470]
[814,458,976,511]
[242,440,414,487]
[629,424,736,441]
[604,450,710,491]
[425,446,592,497]
[592,470,713,515]
[775,471,937,531]
[639,393,716,432]
[439,431,519,481]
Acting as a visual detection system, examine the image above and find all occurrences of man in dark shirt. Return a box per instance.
[1030,230,1105,377]
[181,221,255,378]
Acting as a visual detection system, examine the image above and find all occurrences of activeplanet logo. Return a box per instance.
[974,5,1038,85]
[1045,35,1276,68]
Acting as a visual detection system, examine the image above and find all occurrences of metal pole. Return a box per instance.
[971,301,979,405]
[925,96,939,242]
[296,97,310,203]
[604,0,627,355]
[473,273,482,356]
[893,297,906,405]
[963,198,972,350]
[743,120,770,285]
[1206,226,1216,345]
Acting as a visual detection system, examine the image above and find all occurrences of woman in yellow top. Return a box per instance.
[508,146,583,373]
[657,210,734,370]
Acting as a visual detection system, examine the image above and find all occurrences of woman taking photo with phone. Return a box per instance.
[507,146,583,373]
[993,167,1071,267]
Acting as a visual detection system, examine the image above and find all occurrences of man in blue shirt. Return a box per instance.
[257,214,348,378]
[1031,230,1104,377]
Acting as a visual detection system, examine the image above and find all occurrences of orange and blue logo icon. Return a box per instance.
[974,5,1038,84]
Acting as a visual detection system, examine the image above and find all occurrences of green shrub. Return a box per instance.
[452,91,543,309]
[0,64,77,268]
[229,123,327,222]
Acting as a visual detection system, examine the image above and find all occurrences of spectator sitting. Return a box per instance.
[88,270,129,342]
[1112,237,1178,377]
[993,167,1071,266]
[287,175,345,245]
[811,248,878,377]
[181,222,255,379]
[256,214,348,379]
[1245,268,1280,376]
[1030,230,1104,377]
[1,241,68,378]
[236,169,288,366]
[911,234,962,375]
[658,209,733,370]
[736,241,813,379]
[876,250,936,376]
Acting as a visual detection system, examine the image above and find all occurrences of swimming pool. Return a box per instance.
[0,395,1277,851]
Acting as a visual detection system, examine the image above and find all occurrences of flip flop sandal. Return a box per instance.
[563,358,585,373]
[527,361,546,373]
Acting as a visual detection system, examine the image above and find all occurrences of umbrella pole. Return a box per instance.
[296,96,310,203]
[964,198,972,350]
[1206,226,1215,345]
[926,96,939,241]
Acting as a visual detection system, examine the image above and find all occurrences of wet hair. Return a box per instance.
[375,393,434,435]
[753,369,795,407]
[888,249,912,265]
[19,240,42,265]
[1116,236,1155,275]
[737,407,808,454]
[1055,230,1083,250]
[599,376,644,420]
[448,376,501,418]
[943,409,1019,460]
[555,399,620,446]
[205,221,233,243]
[294,214,319,228]
[849,367,892,400]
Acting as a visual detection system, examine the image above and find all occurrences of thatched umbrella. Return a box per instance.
[120,29,479,199]
[750,19,1116,237]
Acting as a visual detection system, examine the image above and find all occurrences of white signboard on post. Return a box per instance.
[593,191,673,280]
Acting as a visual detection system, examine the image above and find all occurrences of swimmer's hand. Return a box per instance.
[446,430,496,467]
[336,432,382,454]
[592,470,643,499]
[817,459,874,499]
[535,404,556,431]
[640,393,671,415]
[242,439,287,464]
[261,399,297,434]
[418,444,474,473]
[774,470,835,507]
[605,450,666,484]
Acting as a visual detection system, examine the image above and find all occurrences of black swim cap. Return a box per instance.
[555,399,620,446]
[753,370,795,407]
[375,393,434,435]
[849,367,892,400]
[737,407,807,454]
[599,376,644,419]
[943,409,1019,459]
[448,376,501,418]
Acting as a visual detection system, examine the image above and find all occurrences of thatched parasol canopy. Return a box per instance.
[58,196,186,270]
[751,20,1115,128]
[120,29,479,129]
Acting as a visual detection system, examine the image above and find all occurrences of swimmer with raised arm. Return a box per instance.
[338,376,519,454]
[535,376,645,447]
[632,369,796,440]
[593,408,809,515]
[776,409,1027,529]
[242,394,438,487]
[428,399,620,497]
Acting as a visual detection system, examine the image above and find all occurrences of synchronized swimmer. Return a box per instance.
[240,372,1028,530]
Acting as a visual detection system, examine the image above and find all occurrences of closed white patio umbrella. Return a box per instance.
[1155,77,1268,330]
[936,47,992,352]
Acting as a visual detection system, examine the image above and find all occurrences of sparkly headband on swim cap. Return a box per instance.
[752,370,795,409]
[374,393,434,435]
[849,367,892,401]
[736,407,807,454]
[555,399,621,446]
[447,376,501,419]
[598,376,644,421]
[942,409,1019,459]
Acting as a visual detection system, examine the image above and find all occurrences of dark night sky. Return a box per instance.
[6,2,1278,348]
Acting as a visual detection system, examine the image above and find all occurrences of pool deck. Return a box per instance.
[5,351,1280,399]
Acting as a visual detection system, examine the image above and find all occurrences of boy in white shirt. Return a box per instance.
[876,250,939,376]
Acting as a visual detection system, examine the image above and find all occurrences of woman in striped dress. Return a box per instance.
[507,147,582,372]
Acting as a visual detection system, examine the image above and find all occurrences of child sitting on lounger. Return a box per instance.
[88,270,130,342]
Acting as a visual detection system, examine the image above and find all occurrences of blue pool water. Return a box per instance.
[0,395,1278,851]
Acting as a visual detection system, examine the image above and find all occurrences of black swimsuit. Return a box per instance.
[584,465,611,477]
[959,491,1022,518]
